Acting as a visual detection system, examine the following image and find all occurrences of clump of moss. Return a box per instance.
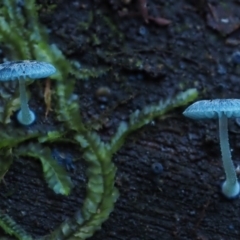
[0,0,108,124]
[0,1,199,240]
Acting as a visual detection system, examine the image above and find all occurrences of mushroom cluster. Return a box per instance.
[0,60,56,125]
[183,99,240,199]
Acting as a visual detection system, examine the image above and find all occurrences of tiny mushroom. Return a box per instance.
[0,60,56,125]
[151,162,164,175]
[183,99,240,199]
[231,51,240,64]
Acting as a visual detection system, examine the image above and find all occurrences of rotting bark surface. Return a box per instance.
[1,0,240,239]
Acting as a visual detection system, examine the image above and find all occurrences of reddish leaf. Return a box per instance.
[148,16,171,26]
[207,3,240,35]
[138,0,148,23]
[44,78,52,118]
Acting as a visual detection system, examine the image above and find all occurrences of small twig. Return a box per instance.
[44,78,52,118]
[194,198,211,231]
[138,0,149,23]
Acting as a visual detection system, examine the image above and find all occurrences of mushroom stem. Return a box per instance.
[17,77,35,125]
[219,114,239,198]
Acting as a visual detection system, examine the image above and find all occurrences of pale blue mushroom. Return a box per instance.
[0,60,56,125]
[183,99,240,199]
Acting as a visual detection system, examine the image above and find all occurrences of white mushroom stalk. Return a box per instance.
[219,113,240,198]
[0,60,56,126]
[183,99,240,199]
[18,77,35,125]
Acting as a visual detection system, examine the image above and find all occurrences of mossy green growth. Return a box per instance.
[0,211,33,240]
[0,0,108,122]
[16,143,73,195]
[0,148,13,183]
[102,15,124,41]
[77,11,93,31]
[47,83,198,240]
[0,1,199,240]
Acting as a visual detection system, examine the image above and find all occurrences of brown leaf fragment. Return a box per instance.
[206,3,240,35]
[138,0,148,23]
[148,16,171,26]
[118,0,171,27]
[225,38,240,46]
[44,78,52,118]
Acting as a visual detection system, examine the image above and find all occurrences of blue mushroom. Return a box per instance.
[0,60,56,125]
[231,51,240,64]
[183,99,240,199]
[151,162,164,175]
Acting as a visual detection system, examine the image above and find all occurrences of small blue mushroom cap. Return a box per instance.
[183,99,240,119]
[0,60,56,81]
[231,51,240,64]
[151,162,164,175]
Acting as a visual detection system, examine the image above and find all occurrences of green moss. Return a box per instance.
[16,143,73,195]
[38,4,57,13]
[102,15,124,41]
[0,1,199,239]
[91,33,101,46]
[77,11,94,31]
